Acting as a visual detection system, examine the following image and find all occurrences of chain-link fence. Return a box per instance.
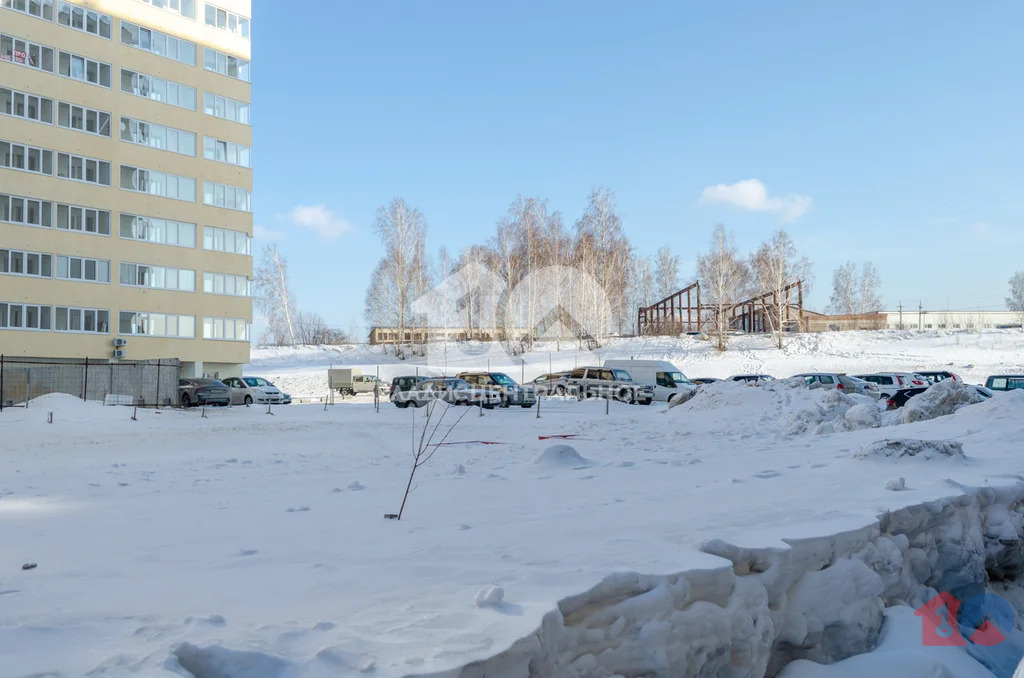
[0,356,180,410]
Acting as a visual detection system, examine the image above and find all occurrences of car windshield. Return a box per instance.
[243,377,261,387]
[491,373,516,386]
[668,371,692,385]
[612,369,632,381]
[445,379,470,389]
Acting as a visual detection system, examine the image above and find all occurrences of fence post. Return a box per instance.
[0,354,4,412]
[156,360,161,408]
[83,357,89,402]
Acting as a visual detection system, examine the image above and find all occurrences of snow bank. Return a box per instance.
[902,378,987,424]
[534,444,593,468]
[854,439,967,462]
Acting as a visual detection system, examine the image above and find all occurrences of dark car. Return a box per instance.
[178,378,230,407]
[389,375,429,403]
[691,377,720,386]
[455,372,536,408]
[729,374,775,384]
[985,375,1024,392]
[916,371,963,386]
[393,378,501,409]
[884,387,929,410]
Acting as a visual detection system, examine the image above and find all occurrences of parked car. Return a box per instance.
[389,375,429,403]
[178,378,230,407]
[330,368,388,396]
[916,371,963,386]
[791,373,879,397]
[220,376,285,405]
[985,375,1024,392]
[729,374,775,384]
[974,385,994,399]
[455,372,536,408]
[852,373,929,399]
[691,377,720,386]
[530,372,571,396]
[564,366,654,405]
[604,360,696,403]
[393,378,500,409]
[884,387,929,410]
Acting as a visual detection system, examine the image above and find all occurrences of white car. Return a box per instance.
[852,372,929,400]
[791,373,879,397]
[223,376,286,405]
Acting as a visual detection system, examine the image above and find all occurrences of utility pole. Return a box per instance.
[898,301,903,330]
[918,301,923,331]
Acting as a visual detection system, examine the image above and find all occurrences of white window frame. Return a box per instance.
[121,116,196,156]
[202,180,250,212]
[56,2,112,39]
[57,151,111,186]
[55,306,110,333]
[134,0,195,20]
[0,302,52,331]
[0,140,53,175]
[203,136,250,167]
[119,214,196,248]
[55,255,110,283]
[0,193,53,228]
[204,3,249,38]
[120,69,197,111]
[203,92,249,125]
[120,20,196,66]
[0,33,55,72]
[202,316,250,341]
[56,202,110,236]
[120,165,196,202]
[1,0,55,21]
[118,311,196,338]
[57,101,111,137]
[203,272,251,297]
[202,225,251,254]
[0,86,54,125]
[203,47,249,81]
[119,262,196,292]
[0,248,52,278]
[57,50,112,87]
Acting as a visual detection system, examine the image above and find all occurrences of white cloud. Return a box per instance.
[289,204,351,239]
[700,179,812,220]
[253,225,287,241]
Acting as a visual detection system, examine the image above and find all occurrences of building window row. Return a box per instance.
[57,2,112,39]
[1,86,53,124]
[58,50,112,88]
[203,47,249,82]
[121,116,196,156]
[120,214,196,247]
[203,181,250,212]
[1,0,54,21]
[121,68,197,111]
[56,306,109,333]
[135,0,196,20]
[119,311,195,338]
[0,140,52,175]
[56,255,110,283]
[203,272,250,297]
[202,225,251,254]
[120,165,197,202]
[203,136,250,167]
[57,101,112,137]
[203,92,249,124]
[204,3,249,39]
[0,33,55,72]
[0,302,51,330]
[57,151,111,186]
[0,193,51,228]
[203,316,249,341]
[120,20,196,66]
[119,262,196,292]
[58,203,110,235]
[0,248,52,277]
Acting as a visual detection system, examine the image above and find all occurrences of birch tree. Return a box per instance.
[574,188,630,342]
[857,262,883,314]
[1008,271,1024,331]
[254,244,297,346]
[654,246,681,300]
[696,225,749,351]
[750,230,812,348]
[367,198,428,353]
[828,261,881,315]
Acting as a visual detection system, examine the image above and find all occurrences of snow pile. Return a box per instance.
[902,378,986,424]
[475,584,506,608]
[854,438,967,461]
[534,444,593,468]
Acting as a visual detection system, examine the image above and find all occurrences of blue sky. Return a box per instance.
[252,0,1023,339]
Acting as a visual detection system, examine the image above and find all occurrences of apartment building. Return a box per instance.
[0,0,252,378]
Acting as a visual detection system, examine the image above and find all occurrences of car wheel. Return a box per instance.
[180,393,191,408]
[521,403,532,408]
[618,388,635,404]
[639,398,652,405]
[556,385,566,396]
[501,395,510,408]
[244,394,253,406]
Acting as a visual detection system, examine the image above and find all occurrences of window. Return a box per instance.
[119,311,195,338]
[0,87,53,124]
[55,306,109,333]
[203,92,249,125]
[57,152,111,186]
[119,262,195,291]
[0,302,51,330]
[120,69,196,110]
[0,248,52,278]
[1,0,55,20]
[120,20,196,65]
[203,136,250,167]
[56,203,110,235]
[203,272,251,296]
[55,255,110,283]
[0,140,53,175]
[203,47,249,81]
[121,117,196,156]
[57,102,111,136]
[0,194,52,228]
[202,225,251,254]
[204,3,249,38]
[120,214,196,247]
[0,33,55,72]
[135,0,195,20]
[57,2,111,38]
[202,181,250,211]
[58,51,111,87]
[120,165,196,202]
[202,317,249,341]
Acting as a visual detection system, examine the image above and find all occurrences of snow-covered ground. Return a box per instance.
[247,329,1024,399]
[3,330,1024,677]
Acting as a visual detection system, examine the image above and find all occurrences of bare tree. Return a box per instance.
[627,254,655,333]
[574,188,631,342]
[857,262,882,314]
[828,261,881,315]
[696,225,750,351]
[367,199,428,354]
[254,244,297,346]
[750,230,811,348]
[1008,271,1024,331]
[654,246,681,300]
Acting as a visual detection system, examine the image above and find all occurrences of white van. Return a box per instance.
[603,360,697,402]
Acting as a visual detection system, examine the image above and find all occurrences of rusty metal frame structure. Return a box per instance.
[729,280,804,333]
[637,281,702,335]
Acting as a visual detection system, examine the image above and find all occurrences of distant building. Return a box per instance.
[880,310,1021,330]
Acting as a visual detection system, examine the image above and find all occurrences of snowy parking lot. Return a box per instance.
[3,330,1024,677]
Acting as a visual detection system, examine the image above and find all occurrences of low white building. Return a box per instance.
[881,310,1021,330]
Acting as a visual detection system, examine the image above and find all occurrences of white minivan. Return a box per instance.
[603,360,697,402]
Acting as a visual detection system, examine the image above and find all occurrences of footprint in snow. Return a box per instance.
[286,506,311,513]
[755,471,782,479]
[347,482,365,491]
[238,549,258,556]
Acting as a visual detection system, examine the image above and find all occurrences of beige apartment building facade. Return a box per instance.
[1,0,252,378]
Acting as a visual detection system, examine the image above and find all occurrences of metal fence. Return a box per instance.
[0,356,180,410]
